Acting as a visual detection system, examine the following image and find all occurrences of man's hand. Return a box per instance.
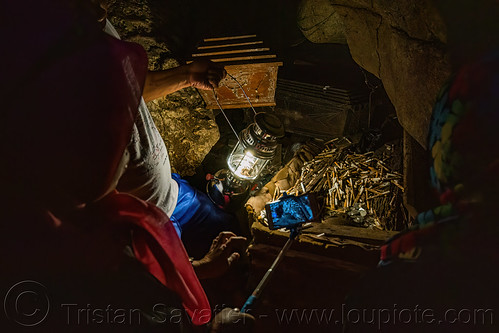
[209,308,255,333]
[193,231,247,280]
[187,59,227,90]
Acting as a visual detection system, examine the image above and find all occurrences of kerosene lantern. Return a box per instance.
[228,112,284,180]
[207,112,284,208]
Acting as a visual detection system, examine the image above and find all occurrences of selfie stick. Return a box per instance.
[241,227,301,313]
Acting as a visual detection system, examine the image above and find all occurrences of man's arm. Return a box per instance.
[142,59,226,102]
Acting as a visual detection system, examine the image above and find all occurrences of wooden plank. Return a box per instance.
[192,47,270,57]
[203,35,257,42]
[252,216,397,246]
[279,78,359,95]
[250,243,371,274]
[189,58,282,67]
[224,62,283,70]
[251,222,381,265]
[205,101,276,109]
[307,217,399,243]
[207,54,277,63]
[197,41,264,50]
[187,54,277,64]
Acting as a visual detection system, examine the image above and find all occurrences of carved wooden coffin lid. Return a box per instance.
[190,35,282,109]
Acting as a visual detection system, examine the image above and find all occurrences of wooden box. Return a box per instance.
[274,78,370,139]
[190,35,282,109]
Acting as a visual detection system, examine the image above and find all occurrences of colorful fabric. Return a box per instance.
[381,51,499,264]
[429,50,499,198]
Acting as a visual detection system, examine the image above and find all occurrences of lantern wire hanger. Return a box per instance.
[211,73,257,144]
[212,86,241,145]
[226,73,258,115]
[208,73,284,208]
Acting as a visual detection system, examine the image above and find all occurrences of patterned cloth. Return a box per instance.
[380,51,499,264]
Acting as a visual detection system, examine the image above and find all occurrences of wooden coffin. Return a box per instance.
[190,35,282,109]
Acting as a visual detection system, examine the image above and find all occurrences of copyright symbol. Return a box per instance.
[4,280,50,327]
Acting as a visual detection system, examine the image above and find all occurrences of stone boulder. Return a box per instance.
[147,90,220,176]
[108,0,220,175]
[299,0,452,147]
[297,0,347,44]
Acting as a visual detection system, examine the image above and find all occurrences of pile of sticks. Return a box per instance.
[283,140,404,230]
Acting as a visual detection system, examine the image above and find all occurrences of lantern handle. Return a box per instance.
[225,73,257,115]
[212,87,243,144]
[211,72,260,143]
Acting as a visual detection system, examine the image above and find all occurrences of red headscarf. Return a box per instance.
[1,0,210,326]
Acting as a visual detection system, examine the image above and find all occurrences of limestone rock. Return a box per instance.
[376,23,450,150]
[108,0,220,175]
[298,0,347,44]
[147,89,220,176]
[300,0,452,147]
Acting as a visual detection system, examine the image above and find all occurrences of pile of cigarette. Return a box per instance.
[283,139,404,230]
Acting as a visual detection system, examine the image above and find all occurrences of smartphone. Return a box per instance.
[265,193,320,230]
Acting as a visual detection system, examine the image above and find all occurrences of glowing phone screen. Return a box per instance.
[268,195,314,229]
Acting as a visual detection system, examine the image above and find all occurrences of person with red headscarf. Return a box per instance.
[0,0,253,331]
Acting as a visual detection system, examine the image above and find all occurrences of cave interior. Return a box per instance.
[106,1,497,332]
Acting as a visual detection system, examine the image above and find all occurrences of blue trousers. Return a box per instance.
[170,173,237,259]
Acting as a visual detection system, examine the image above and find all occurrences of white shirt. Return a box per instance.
[104,20,179,216]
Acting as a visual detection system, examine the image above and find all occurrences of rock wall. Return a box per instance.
[297,0,347,44]
[299,0,452,147]
[108,0,220,176]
